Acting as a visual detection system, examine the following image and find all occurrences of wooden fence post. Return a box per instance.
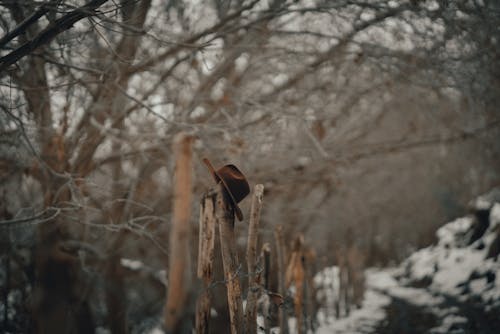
[274,225,289,334]
[216,184,244,334]
[260,243,272,334]
[286,234,305,334]
[195,190,217,334]
[303,247,318,332]
[165,133,194,333]
[244,184,264,334]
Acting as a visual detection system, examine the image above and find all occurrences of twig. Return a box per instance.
[0,208,60,228]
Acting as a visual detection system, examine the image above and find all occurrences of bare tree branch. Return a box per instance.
[0,0,109,72]
[0,1,55,48]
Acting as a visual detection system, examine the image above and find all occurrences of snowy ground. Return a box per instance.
[316,190,500,334]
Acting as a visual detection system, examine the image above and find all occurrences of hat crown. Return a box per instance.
[216,164,250,203]
[202,158,249,221]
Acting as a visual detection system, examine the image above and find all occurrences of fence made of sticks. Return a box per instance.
[164,133,365,334]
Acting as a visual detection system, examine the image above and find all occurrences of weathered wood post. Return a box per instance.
[165,133,194,333]
[274,225,289,334]
[244,184,264,334]
[286,234,306,334]
[200,158,250,333]
[260,243,272,334]
[216,183,245,334]
[261,243,271,292]
[195,190,217,334]
[304,247,318,332]
[337,248,350,317]
[347,245,366,309]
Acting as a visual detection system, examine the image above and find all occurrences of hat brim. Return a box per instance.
[203,158,245,221]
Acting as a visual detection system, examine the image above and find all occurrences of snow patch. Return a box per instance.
[436,217,473,248]
[429,314,468,334]
[490,203,500,228]
[316,270,392,333]
[120,258,143,270]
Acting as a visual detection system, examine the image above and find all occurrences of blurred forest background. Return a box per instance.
[0,0,499,333]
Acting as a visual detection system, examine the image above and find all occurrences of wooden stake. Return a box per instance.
[304,248,318,332]
[261,243,271,291]
[244,184,264,334]
[195,191,217,334]
[286,234,305,334]
[165,133,194,334]
[274,225,289,334]
[216,184,244,334]
[261,243,271,334]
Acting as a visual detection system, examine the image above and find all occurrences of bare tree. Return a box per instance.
[0,0,499,332]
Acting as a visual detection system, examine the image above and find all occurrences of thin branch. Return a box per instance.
[338,119,500,163]
[113,83,193,127]
[0,208,60,228]
[303,124,330,159]
[93,144,165,168]
[236,4,410,130]
[128,0,260,73]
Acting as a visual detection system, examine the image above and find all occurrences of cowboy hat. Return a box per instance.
[202,158,250,221]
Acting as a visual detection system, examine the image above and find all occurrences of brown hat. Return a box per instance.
[203,158,250,221]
